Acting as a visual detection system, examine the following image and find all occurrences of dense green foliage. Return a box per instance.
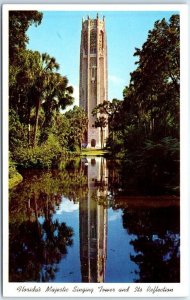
[63,106,88,151]
[9,11,88,174]
[9,10,43,64]
[123,15,179,143]
[92,99,122,150]
[108,15,179,155]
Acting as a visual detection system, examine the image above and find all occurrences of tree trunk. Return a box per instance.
[27,106,31,146]
[101,127,103,149]
[33,99,41,147]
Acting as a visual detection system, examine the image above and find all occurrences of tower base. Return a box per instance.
[86,127,108,149]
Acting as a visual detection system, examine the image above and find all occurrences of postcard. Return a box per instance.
[2,3,189,297]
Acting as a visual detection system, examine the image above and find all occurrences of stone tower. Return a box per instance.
[79,14,108,148]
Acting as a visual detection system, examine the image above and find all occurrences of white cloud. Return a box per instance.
[108,211,121,222]
[56,198,79,214]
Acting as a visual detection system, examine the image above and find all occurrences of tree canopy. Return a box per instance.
[123,14,179,141]
[9,11,43,64]
[107,15,179,167]
[9,10,79,164]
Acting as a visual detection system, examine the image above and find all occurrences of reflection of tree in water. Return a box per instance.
[107,158,179,196]
[9,166,88,282]
[9,219,73,282]
[10,167,88,221]
[122,206,180,282]
[10,159,180,283]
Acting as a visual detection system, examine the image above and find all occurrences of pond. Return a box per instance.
[9,157,180,283]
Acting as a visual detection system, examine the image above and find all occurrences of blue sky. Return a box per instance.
[27,10,177,106]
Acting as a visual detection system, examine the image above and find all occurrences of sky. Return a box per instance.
[27,10,177,107]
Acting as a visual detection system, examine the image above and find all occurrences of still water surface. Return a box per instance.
[9,157,180,283]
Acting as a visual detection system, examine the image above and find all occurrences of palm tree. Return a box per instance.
[31,53,59,147]
[29,53,74,147]
[42,74,73,123]
[94,116,107,149]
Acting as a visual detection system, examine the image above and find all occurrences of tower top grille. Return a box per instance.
[82,14,105,24]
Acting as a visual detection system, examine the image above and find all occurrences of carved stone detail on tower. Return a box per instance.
[90,30,97,54]
[83,31,88,54]
[99,30,104,53]
[90,19,97,27]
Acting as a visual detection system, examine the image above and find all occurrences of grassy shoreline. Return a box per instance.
[9,171,23,189]
[81,149,109,156]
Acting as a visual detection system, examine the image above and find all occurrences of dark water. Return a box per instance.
[9,157,180,283]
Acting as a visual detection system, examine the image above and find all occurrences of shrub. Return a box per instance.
[13,134,62,169]
[9,109,28,152]
[9,155,23,188]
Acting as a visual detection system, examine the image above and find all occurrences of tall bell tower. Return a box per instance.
[79,14,108,148]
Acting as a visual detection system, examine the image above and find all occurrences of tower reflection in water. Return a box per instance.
[79,157,108,283]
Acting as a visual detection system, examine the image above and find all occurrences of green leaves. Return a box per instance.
[64,106,88,151]
[122,14,180,141]
[9,11,43,64]
[9,10,75,151]
[108,14,180,194]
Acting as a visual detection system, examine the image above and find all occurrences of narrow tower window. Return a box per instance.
[90,30,97,54]
[99,30,104,51]
[83,31,88,54]
[91,66,96,81]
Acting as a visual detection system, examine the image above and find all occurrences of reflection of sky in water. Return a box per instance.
[39,199,80,281]
[154,232,180,262]
[106,208,139,283]
[38,216,45,224]
[48,198,139,283]
[108,210,121,222]
[51,198,81,283]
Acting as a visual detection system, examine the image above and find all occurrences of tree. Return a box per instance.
[9,11,74,149]
[9,11,43,144]
[30,53,74,147]
[10,50,44,145]
[92,99,122,138]
[92,103,109,148]
[124,14,180,140]
[64,106,88,151]
[10,50,74,147]
[40,74,74,142]
[92,99,123,150]
[94,116,107,149]
[30,53,59,146]
[9,11,43,64]
[108,14,179,161]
